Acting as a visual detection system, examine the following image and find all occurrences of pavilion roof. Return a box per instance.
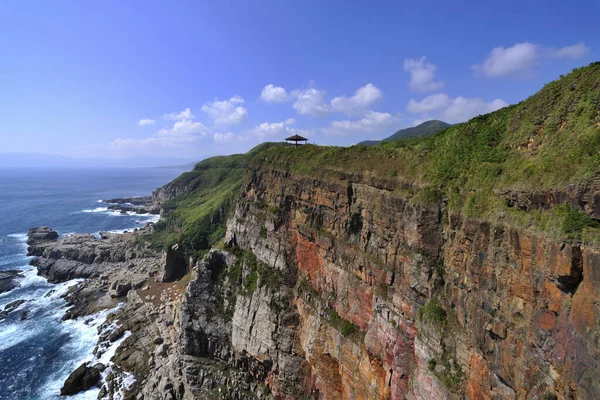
[285,134,308,141]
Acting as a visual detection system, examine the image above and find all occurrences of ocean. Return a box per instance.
[0,167,184,400]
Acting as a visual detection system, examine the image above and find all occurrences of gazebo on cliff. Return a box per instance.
[285,134,308,146]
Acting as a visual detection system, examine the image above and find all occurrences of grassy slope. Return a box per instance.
[139,142,281,254]
[358,120,452,146]
[139,63,600,252]
[253,63,600,244]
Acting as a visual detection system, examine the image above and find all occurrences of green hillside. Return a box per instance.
[138,142,281,255]
[140,62,600,252]
[255,62,600,243]
[357,120,451,146]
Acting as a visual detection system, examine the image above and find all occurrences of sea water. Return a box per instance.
[0,167,183,400]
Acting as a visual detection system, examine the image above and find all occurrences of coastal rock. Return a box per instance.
[0,270,23,294]
[0,299,27,320]
[161,245,187,282]
[110,281,131,298]
[102,196,161,214]
[60,362,101,395]
[26,227,58,245]
[27,227,156,283]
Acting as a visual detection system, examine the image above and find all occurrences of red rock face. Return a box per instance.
[227,166,600,399]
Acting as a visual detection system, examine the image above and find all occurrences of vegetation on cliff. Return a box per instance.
[141,63,600,251]
[253,62,600,243]
[138,142,281,254]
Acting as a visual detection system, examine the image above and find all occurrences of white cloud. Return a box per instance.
[330,83,383,115]
[443,97,508,123]
[322,111,398,136]
[164,107,195,120]
[111,119,209,150]
[201,95,248,125]
[137,119,156,126]
[407,94,508,124]
[407,93,450,114]
[213,132,236,143]
[246,118,312,139]
[548,42,590,59]
[403,57,445,92]
[473,41,590,78]
[260,84,290,103]
[472,43,539,78]
[292,88,332,117]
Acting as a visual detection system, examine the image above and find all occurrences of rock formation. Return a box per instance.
[0,270,23,294]
[60,362,102,395]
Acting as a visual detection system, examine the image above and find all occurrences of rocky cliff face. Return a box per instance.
[32,163,600,400]
[211,165,600,400]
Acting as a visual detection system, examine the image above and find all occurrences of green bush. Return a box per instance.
[558,204,600,235]
[419,299,446,324]
[137,143,282,255]
[329,309,359,337]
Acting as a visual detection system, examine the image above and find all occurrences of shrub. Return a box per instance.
[419,299,446,324]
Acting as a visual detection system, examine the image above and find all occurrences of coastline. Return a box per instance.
[23,218,165,398]
[1,200,165,399]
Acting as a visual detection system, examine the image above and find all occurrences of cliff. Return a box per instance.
[28,63,600,399]
[220,165,600,399]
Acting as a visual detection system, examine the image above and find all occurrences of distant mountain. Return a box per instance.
[0,152,200,169]
[358,120,452,146]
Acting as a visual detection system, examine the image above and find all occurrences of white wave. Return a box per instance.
[97,330,131,365]
[7,233,27,240]
[36,304,125,399]
[82,207,108,213]
[104,229,130,234]
[122,372,136,390]
[0,325,21,351]
[15,267,46,288]
[0,278,79,352]
[0,267,45,303]
[143,214,160,224]
[107,210,131,217]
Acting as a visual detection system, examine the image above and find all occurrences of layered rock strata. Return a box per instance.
[26,165,600,400]
[219,166,600,400]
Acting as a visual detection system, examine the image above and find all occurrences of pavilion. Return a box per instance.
[285,134,308,146]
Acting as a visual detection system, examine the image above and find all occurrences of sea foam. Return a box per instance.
[81,207,109,213]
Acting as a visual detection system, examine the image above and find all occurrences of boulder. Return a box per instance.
[161,244,188,282]
[110,281,132,298]
[60,362,101,395]
[108,326,126,342]
[0,270,23,294]
[0,299,27,320]
[26,227,58,245]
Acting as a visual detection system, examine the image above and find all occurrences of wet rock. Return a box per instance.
[0,299,27,320]
[109,326,126,342]
[60,362,101,395]
[0,270,23,294]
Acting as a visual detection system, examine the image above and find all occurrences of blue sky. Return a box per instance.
[0,0,597,161]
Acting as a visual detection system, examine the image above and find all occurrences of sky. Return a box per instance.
[0,0,598,162]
